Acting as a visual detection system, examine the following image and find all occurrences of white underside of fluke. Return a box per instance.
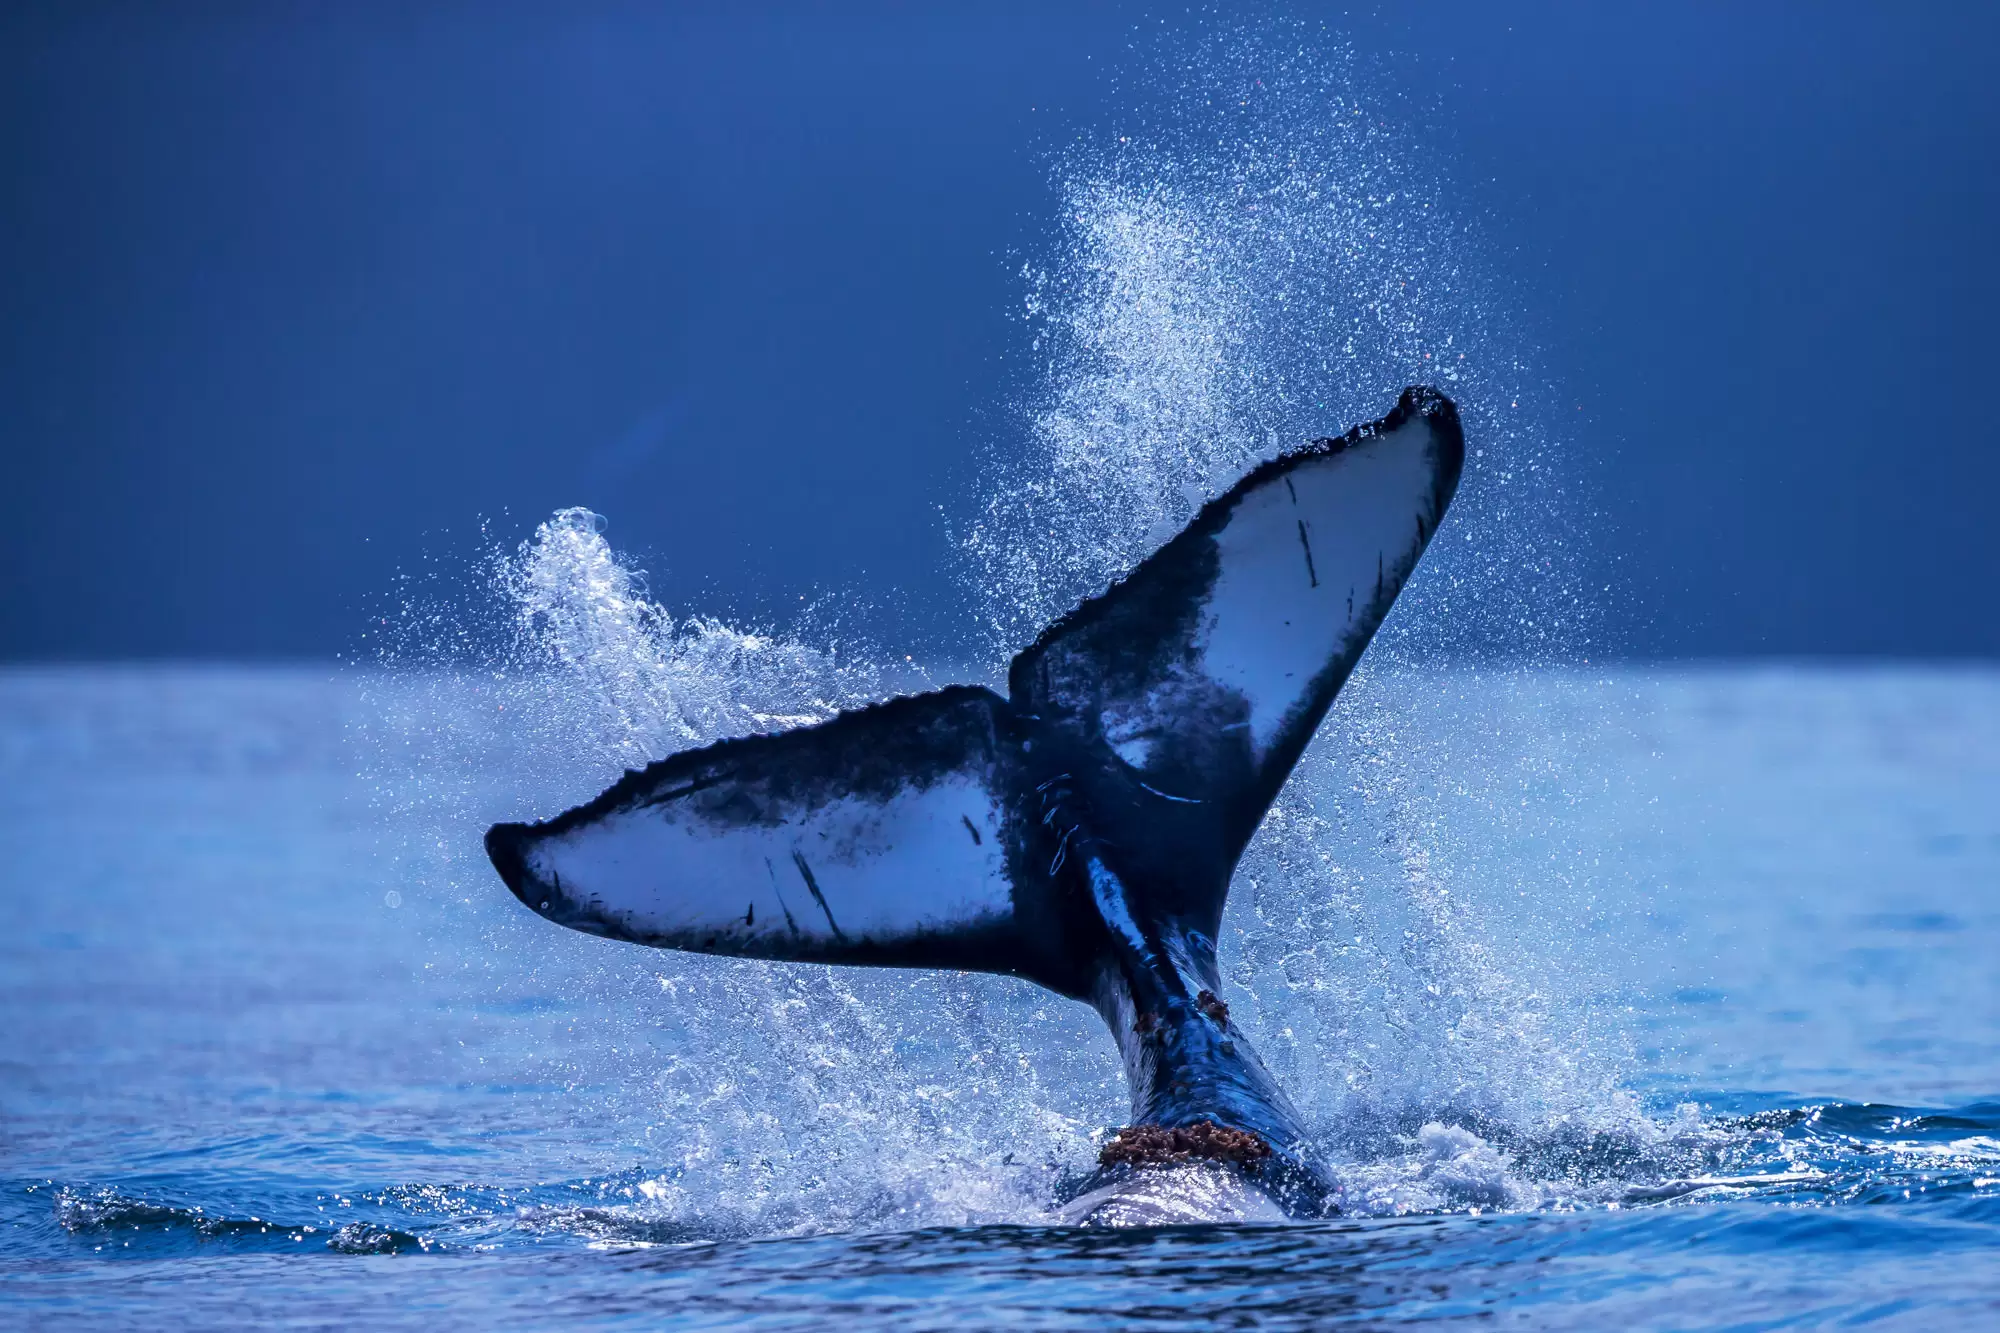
[1198,412,1441,759]
[528,770,1014,950]
[496,389,1461,1001]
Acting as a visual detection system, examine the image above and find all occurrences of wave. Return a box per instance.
[37,1100,2000,1253]
[47,1186,430,1256]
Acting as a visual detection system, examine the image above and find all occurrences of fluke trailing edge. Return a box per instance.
[486,387,1465,1216]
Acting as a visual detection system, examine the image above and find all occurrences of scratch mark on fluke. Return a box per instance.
[791,851,844,941]
[1138,780,1203,804]
[763,858,802,937]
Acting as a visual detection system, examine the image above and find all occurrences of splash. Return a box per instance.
[965,179,1265,645]
[361,507,1122,1233]
[961,21,1639,1179]
[364,20,1653,1233]
[966,27,1593,663]
[496,506,879,760]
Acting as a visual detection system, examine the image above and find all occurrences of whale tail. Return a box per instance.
[486,386,1463,997]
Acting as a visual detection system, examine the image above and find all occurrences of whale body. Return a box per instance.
[486,386,1465,1218]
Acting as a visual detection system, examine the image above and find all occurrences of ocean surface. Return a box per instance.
[3,663,1996,1329]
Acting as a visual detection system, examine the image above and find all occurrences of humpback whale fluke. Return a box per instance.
[486,386,1465,1216]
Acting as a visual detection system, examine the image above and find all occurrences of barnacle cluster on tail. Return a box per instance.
[1099,1120,1273,1169]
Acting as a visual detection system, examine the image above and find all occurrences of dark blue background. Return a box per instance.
[3,2,1995,660]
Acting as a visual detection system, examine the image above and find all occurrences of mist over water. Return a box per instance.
[343,29,1678,1230]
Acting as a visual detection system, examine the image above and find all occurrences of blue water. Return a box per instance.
[3,664,1997,1328]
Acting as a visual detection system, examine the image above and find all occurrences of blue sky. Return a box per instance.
[3,2,1994,659]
